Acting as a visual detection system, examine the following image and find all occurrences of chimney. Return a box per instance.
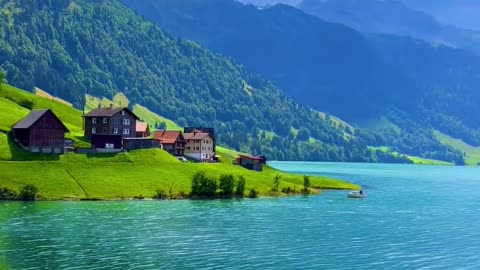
[109,103,113,109]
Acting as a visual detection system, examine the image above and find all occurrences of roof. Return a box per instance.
[136,122,149,132]
[84,107,139,119]
[238,154,264,161]
[154,130,184,144]
[12,109,69,132]
[184,132,210,140]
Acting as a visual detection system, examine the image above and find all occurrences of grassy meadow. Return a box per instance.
[0,84,358,200]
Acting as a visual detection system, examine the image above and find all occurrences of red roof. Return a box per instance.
[154,130,183,144]
[136,122,149,132]
[239,154,263,161]
[184,132,210,140]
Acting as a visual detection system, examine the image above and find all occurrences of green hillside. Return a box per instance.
[434,131,480,166]
[0,84,358,199]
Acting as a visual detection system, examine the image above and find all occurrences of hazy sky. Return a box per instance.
[238,0,301,6]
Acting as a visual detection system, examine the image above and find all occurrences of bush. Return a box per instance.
[303,175,311,193]
[248,187,259,198]
[273,173,282,191]
[0,187,17,200]
[19,185,38,201]
[191,171,217,198]
[235,175,246,197]
[154,188,168,200]
[219,174,236,197]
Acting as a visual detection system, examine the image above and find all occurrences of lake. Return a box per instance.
[1,163,479,269]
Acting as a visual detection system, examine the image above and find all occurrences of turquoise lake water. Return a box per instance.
[1,162,480,269]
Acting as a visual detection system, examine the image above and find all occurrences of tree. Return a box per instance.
[273,173,282,191]
[219,174,236,197]
[191,171,217,198]
[303,175,311,193]
[297,127,311,141]
[235,175,246,197]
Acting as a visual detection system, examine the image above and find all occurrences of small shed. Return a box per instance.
[11,109,69,154]
[136,122,151,138]
[235,154,266,171]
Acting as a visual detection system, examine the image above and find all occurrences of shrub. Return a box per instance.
[0,187,17,200]
[154,188,168,200]
[273,173,282,191]
[248,187,259,198]
[235,175,246,197]
[282,186,292,194]
[191,171,217,198]
[303,175,311,193]
[19,185,38,201]
[219,174,236,197]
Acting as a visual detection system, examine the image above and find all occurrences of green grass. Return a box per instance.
[371,146,453,165]
[132,104,181,130]
[434,131,480,166]
[0,84,358,199]
[0,149,358,200]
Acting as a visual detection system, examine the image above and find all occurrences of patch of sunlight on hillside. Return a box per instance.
[434,130,480,165]
[133,104,181,130]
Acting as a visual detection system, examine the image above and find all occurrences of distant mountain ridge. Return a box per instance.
[298,0,480,55]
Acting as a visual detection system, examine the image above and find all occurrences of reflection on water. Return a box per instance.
[1,163,480,269]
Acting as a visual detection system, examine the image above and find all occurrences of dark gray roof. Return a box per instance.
[12,109,69,132]
[84,107,139,119]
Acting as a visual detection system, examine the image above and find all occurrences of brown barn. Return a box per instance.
[154,130,186,156]
[83,106,139,140]
[235,155,266,171]
[136,122,151,138]
[12,109,69,154]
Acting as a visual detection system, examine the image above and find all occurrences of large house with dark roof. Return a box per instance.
[154,130,186,156]
[12,109,69,154]
[83,107,139,140]
[184,130,215,161]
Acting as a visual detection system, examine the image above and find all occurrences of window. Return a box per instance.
[91,127,96,134]
[123,119,131,125]
[105,143,114,149]
[92,118,97,124]
[121,111,125,116]
[102,127,107,133]
[113,128,118,134]
[103,117,108,124]
[114,118,119,124]
[123,128,130,135]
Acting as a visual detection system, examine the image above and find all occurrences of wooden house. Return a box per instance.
[11,109,69,154]
[235,154,266,171]
[184,131,215,161]
[83,106,139,140]
[154,130,186,156]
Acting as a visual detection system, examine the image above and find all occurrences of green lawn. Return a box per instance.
[132,104,181,130]
[434,131,480,166]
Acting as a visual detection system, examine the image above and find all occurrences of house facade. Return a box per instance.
[184,131,214,161]
[83,107,139,140]
[12,109,69,154]
[154,130,186,156]
[184,127,216,151]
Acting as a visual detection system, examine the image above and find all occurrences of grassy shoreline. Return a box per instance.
[0,149,359,201]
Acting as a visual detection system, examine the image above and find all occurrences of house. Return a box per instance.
[11,109,69,154]
[184,127,216,151]
[184,131,215,161]
[136,122,151,138]
[83,106,139,140]
[154,130,186,156]
[235,155,267,171]
[123,138,162,151]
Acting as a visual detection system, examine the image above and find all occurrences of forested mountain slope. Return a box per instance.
[122,0,478,164]
[0,0,392,162]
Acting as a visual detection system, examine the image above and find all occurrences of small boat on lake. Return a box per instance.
[347,190,366,199]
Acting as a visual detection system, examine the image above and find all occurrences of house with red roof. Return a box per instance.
[135,122,151,138]
[184,130,215,161]
[154,130,186,156]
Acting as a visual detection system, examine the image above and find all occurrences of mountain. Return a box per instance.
[401,0,480,30]
[298,0,480,55]
[122,0,480,164]
[0,0,393,162]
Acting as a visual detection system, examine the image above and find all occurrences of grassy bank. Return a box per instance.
[0,149,358,200]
